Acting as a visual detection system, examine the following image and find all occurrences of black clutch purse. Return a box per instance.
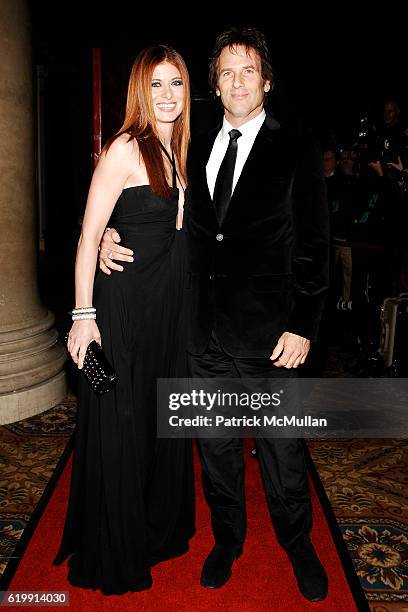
[65,335,118,395]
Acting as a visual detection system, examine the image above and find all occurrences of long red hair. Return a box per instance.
[104,45,190,198]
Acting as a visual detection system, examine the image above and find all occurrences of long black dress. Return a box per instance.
[53,172,195,595]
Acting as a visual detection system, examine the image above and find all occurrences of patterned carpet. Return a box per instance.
[1,393,407,610]
[0,395,76,585]
[308,439,408,611]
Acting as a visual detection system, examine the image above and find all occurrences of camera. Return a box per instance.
[380,137,399,166]
[354,113,403,181]
[356,114,380,164]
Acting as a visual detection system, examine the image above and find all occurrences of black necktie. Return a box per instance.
[213,128,242,226]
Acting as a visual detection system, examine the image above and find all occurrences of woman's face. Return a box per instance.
[151,61,184,125]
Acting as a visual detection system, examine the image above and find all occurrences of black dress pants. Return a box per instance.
[188,330,312,553]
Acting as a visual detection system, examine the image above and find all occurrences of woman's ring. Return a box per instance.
[108,252,113,260]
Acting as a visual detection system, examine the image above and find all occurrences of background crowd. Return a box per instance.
[319,98,408,376]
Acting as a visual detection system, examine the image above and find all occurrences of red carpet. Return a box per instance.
[8,441,358,611]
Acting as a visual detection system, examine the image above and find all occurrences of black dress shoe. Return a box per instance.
[200,544,243,589]
[287,538,328,602]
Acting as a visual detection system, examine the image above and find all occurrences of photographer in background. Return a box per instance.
[325,147,357,307]
[378,100,408,295]
[350,136,400,374]
[379,99,408,166]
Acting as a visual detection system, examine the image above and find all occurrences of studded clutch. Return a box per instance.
[65,335,118,395]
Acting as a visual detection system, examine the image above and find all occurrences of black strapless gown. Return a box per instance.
[53,185,195,595]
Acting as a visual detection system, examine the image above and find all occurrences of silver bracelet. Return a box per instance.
[72,313,97,321]
[71,307,96,314]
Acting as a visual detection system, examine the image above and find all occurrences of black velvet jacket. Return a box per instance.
[184,113,330,357]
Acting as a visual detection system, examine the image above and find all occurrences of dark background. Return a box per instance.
[28,2,407,312]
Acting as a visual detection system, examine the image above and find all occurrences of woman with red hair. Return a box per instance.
[53,45,195,595]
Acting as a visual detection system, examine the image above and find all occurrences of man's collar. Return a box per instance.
[221,109,266,139]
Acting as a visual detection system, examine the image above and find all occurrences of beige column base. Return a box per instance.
[0,371,67,425]
[0,310,67,424]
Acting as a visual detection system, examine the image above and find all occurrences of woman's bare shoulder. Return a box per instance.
[101,133,140,163]
[115,132,140,151]
[95,133,145,188]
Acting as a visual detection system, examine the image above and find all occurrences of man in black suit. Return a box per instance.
[100,27,329,602]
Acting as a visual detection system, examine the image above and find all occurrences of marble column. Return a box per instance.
[0,0,67,424]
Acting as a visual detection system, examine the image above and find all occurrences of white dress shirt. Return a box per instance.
[206,109,266,199]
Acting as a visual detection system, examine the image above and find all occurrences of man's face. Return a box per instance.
[383,101,399,127]
[339,150,357,175]
[216,45,270,127]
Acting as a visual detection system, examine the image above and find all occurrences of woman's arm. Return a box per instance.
[68,137,133,368]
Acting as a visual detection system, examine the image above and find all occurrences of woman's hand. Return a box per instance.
[67,319,102,369]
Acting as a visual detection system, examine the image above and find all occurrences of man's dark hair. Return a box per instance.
[208,26,273,92]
